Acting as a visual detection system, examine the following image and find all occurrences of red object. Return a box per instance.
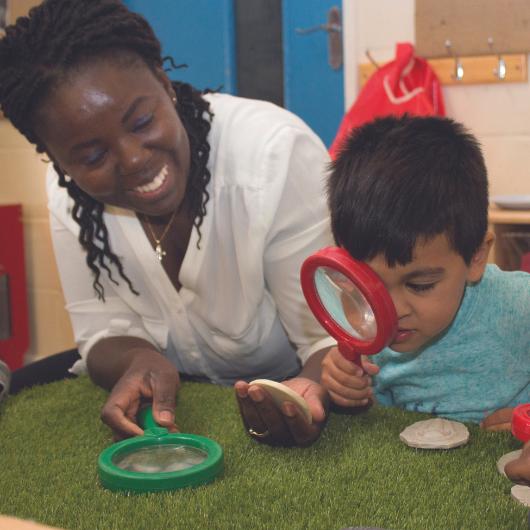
[329,42,445,159]
[0,204,29,370]
[300,247,397,368]
[520,252,530,273]
[512,404,530,442]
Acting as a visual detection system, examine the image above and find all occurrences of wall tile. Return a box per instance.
[478,135,530,196]
[0,149,48,218]
[444,82,530,137]
[23,218,63,292]
[27,288,75,361]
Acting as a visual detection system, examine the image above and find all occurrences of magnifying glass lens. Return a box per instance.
[315,267,377,340]
[114,444,208,473]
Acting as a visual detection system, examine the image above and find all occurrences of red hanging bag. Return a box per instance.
[330,42,445,158]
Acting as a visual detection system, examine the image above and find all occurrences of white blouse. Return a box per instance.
[47,93,336,384]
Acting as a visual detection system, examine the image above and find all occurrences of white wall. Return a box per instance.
[343,0,530,197]
[0,121,75,361]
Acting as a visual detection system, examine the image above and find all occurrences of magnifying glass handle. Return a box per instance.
[513,404,530,442]
[137,405,158,430]
[338,343,363,372]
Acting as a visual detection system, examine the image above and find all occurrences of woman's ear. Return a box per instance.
[467,230,495,283]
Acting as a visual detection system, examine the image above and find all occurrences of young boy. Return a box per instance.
[321,115,530,428]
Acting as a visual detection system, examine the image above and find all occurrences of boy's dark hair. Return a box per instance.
[328,115,489,266]
[0,0,212,298]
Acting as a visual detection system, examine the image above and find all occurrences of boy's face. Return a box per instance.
[365,233,490,353]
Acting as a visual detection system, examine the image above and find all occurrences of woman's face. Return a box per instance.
[35,58,191,217]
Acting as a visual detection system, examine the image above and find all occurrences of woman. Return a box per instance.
[0,0,335,445]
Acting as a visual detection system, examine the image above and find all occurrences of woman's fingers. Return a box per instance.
[234,378,327,447]
[101,358,180,439]
[234,381,270,436]
[100,392,144,440]
[480,407,514,432]
[150,369,179,431]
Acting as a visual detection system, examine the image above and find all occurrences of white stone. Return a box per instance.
[511,485,530,507]
[249,379,312,424]
[399,418,469,449]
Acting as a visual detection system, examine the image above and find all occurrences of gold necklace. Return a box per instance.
[141,210,178,262]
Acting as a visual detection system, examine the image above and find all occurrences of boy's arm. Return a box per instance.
[480,407,513,432]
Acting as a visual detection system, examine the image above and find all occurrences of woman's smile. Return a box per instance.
[131,164,169,195]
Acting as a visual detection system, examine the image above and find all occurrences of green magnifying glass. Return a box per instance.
[98,406,223,493]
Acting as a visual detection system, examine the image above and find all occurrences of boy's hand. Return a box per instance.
[480,407,514,432]
[505,441,530,486]
[320,346,379,408]
[234,377,328,447]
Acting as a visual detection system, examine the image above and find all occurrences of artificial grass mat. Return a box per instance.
[0,376,527,530]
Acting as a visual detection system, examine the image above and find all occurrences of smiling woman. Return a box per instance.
[0,0,336,447]
[34,59,191,219]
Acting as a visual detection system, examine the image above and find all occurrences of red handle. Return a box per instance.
[512,404,530,442]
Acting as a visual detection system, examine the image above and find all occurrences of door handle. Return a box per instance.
[295,6,342,70]
[295,23,341,35]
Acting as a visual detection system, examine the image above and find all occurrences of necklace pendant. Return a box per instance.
[155,243,166,262]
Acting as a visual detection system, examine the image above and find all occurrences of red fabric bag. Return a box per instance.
[330,42,445,158]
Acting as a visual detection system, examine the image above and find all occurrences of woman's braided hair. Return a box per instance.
[0,0,212,299]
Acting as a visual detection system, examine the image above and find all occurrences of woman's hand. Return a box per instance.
[505,441,530,486]
[480,407,514,432]
[320,347,379,408]
[100,350,180,440]
[234,377,328,447]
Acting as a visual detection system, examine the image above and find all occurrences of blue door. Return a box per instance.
[282,1,344,147]
[123,1,343,147]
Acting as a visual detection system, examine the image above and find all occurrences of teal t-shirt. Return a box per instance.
[373,265,530,423]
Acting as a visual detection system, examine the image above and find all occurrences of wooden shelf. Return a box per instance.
[359,53,527,87]
[488,206,530,271]
[488,205,530,225]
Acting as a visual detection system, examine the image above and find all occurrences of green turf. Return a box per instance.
[0,376,527,530]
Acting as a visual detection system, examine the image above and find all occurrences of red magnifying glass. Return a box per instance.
[301,247,398,368]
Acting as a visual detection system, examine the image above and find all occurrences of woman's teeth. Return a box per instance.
[134,165,168,193]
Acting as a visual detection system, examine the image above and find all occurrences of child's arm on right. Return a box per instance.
[320,346,379,408]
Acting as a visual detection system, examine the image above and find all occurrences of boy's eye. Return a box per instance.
[407,282,436,293]
[132,113,154,132]
[83,148,107,166]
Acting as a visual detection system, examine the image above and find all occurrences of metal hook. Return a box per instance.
[365,49,380,69]
[488,37,506,80]
[445,39,464,81]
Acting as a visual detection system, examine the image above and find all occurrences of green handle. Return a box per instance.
[137,405,159,431]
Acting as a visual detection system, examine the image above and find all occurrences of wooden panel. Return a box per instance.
[489,205,530,225]
[6,0,41,23]
[415,0,530,58]
[488,206,530,271]
[359,53,527,87]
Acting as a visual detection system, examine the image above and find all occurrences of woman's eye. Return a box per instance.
[407,282,436,293]
[132,113,153,132]
[83,148,107,166]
